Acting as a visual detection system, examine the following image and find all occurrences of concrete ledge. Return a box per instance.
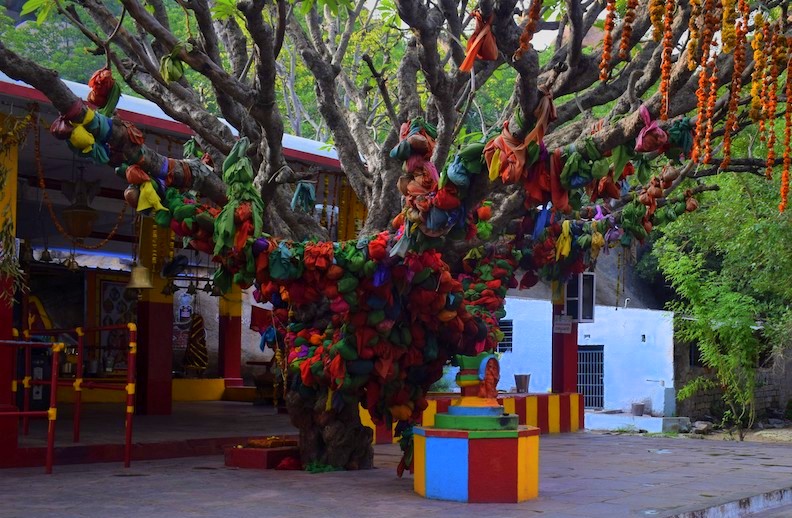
[585,411,690,433]
[669,486,792,518]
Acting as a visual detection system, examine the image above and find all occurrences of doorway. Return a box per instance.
[578,345,604,409]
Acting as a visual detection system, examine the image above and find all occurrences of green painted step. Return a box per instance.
[433,412,519,431]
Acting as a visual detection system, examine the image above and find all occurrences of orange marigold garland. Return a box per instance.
[691,2,716,163]
[599,0,617,81]
[619,0,639,60]
[780,44,792,212]
[649,0,664,41]
[686,0,701,70]
[692,59,713,163]
[764,32,785,179]
[759,29,779,146]
[750,18,769,123]
[659,0,675,120]
[514,0,544,62]
[702,60,719,164]
[719,0,749,168]
[720,0,737,54]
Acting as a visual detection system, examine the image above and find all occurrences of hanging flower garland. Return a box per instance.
[513,0,544,62]
[619,0,638,60]
[758,24,775,145]
[720,0,749,168]
[780,43,792,213]
[659,0,675,120]
[691,3,716,163]
[764,32,785,179]
[686,0,701,70]
[691,58,713,163]
[599,0,617,81]
[649,0,665,41]
[720,0,737,54]
[749,14,767,123]
[702,60,719,164]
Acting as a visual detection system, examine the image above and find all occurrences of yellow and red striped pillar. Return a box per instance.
[218,284,242,387]
[135,218,173,414]
[0,133,18,460]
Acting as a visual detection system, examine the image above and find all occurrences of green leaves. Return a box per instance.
[211,0,241,20]
[20,0,56,24]
[298,0,355,16]
[159,54,184,83]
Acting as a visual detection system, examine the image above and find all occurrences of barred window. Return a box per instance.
[497,319,513,353]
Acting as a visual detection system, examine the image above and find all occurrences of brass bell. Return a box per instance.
[202,281,213,294]
[127,264,153,290]
[210,283,223,297]
[21,242,34,264]
[39,248,53,263]
[186,282,198,295]
[62,253,80,272]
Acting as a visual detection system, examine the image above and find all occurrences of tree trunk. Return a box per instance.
[286,387,374,470]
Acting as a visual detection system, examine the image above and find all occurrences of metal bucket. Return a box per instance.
[514,374,530,393]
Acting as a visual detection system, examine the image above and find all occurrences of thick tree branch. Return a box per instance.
[215,17,250,80]
[397,40,423,120]
[288,17,373,203]
[0,40,227,204]
[239,0,289,184]
[119,0,278,127]
[397,0,456,168]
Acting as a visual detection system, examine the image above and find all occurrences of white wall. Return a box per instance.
[578,306,675,415]
[498,297,676,416]
[498,298,553,394]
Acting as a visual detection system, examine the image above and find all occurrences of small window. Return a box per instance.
[564,272,596,323]
[497,319,513,353]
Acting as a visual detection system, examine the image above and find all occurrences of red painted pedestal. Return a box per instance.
[224,446,301,469]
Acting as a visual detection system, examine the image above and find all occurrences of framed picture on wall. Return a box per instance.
[98,279,137,374]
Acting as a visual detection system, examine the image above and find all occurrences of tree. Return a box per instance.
[648,143,792,439]
[1,0,790,468]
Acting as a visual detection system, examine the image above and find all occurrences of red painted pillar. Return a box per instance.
[218,285,243,387]
[551,304,578,394]
[0,141,19,463]
[135,218,173,415]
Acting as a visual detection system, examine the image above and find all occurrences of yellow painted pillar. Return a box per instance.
[0,125,19,461]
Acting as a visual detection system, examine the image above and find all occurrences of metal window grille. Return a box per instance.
[577,345,604,409]
[497,319,513,353]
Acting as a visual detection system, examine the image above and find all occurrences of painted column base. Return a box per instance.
[360,393,584,444]
[413,425,540,503]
